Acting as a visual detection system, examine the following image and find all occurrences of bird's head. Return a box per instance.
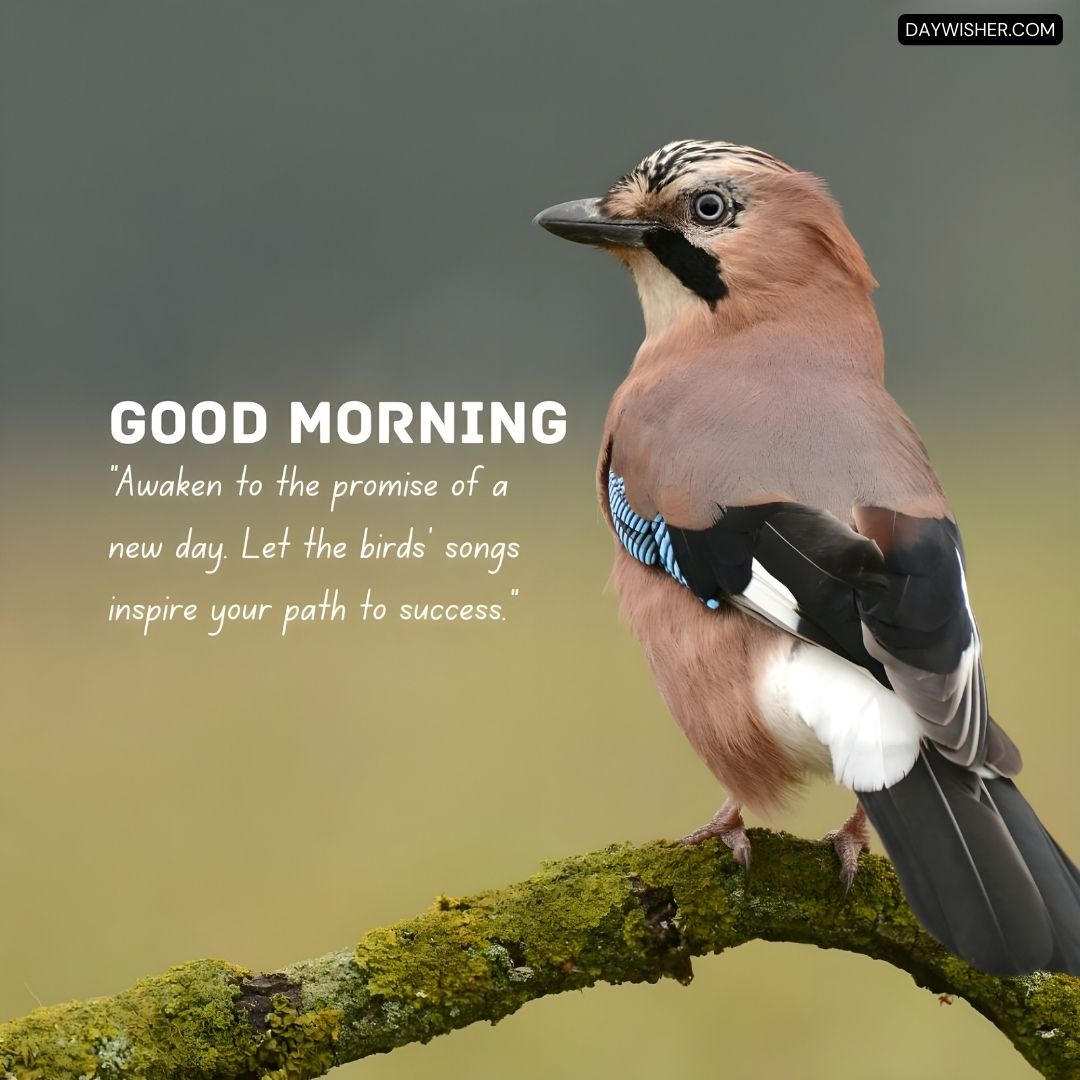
[535,140,876,337]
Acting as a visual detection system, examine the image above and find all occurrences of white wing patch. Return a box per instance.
[734,560,804,636]
[742,558,922,790]
[757,641,923,791]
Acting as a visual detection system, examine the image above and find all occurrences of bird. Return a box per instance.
[534,139,1080,977]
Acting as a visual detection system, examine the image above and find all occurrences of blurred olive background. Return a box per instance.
[1,2,1077,1077]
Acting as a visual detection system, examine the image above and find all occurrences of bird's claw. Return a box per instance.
[680,799,751,870]
[825,805,871,892]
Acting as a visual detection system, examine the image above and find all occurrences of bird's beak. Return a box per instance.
[533,198,652,248]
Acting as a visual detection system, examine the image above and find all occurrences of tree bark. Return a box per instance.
[2,830,1077,1079]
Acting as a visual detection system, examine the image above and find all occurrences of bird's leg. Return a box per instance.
[825,802,871,891]
[680,798,751,869]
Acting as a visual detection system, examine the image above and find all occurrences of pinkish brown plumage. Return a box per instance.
[536,139,1080,976]
[611,550,800,811]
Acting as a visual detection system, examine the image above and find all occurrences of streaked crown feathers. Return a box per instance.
[609,139,794,198]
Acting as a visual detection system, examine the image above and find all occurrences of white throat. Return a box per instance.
[627,251,707,337]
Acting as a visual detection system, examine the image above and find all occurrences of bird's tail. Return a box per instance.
[858,745,1080,976]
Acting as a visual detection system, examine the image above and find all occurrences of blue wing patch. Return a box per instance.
[607,470,720,608]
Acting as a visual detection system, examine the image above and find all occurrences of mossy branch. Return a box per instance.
[2,830,1078,1079]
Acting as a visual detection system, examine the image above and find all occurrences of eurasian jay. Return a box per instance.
[535,140,1080,976]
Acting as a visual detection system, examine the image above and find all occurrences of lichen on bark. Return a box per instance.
[1,831,1077,1078]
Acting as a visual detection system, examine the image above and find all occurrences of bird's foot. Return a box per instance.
[680,798,751,869]
[825,803,871,892]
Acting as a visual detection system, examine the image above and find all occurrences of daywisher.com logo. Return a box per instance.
[898,14,1064,44]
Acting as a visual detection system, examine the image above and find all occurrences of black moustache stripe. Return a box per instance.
[643,228,728,306]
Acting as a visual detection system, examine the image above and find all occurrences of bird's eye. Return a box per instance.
[693,192,729,224]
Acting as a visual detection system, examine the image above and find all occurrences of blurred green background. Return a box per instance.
[1,2,1077,1077]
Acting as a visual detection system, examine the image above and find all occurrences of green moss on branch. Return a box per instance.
[2,831,1077,1078]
